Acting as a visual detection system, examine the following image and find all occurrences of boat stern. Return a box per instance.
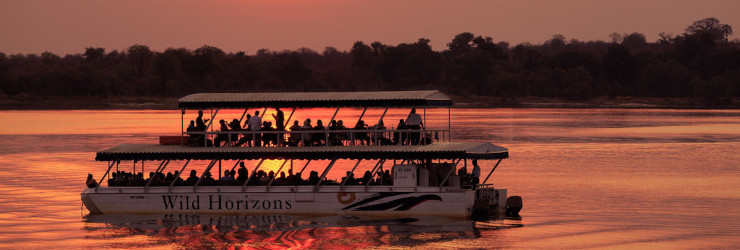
[81,189,103,214]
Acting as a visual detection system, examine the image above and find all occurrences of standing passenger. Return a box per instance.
[248,111,262,147]
[301,119,313,146]
[472,159,481,186]
[394,119,406,145]
[405,108,423,145]
[273,107,285,131]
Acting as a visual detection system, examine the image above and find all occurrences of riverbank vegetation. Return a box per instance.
[1,17,738,108]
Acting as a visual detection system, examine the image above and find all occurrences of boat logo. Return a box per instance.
[342,192,443,211]
[337,192,356,204]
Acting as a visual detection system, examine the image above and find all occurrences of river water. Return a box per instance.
[0,108,738,249]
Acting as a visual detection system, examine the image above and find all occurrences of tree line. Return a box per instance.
[0,17,738,105]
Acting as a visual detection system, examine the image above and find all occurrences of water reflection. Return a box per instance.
[83,214,522,248]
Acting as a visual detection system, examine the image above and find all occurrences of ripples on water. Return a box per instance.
[0,108,739,248]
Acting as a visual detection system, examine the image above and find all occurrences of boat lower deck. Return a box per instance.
[82,186,507,218]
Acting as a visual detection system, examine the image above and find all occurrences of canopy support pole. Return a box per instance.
[230,159,242,172]
[194,160,217,189]
[327,107,341,145]
[238,108,249,123]
[448,107,451,142]
[374,107,389,145]
[95,161,116,191]
[315,159,337,187]
[259,107,267,119]
[284,107,296,128]
[340,159,363,187]
[267,160,289,187]
[181,109,185,145]
[206,109,220,131]
[423,107,427,145]
[439,159,462,188]
[242,159,265,188]
[169,159,192,189]
[353,107,368,146]
[298,160,312,174]
[365,159,386,188]
[356,107,367,126]
[145,160,170,188]
[482,158,503,184]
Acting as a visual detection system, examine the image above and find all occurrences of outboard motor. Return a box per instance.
[505,196,523,217]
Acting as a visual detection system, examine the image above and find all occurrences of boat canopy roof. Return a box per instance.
[95,142,507,161]
[178,90,452,109]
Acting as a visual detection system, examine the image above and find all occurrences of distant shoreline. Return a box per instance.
[0,95,737,110]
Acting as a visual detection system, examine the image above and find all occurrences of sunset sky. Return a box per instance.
[1,0,739,55]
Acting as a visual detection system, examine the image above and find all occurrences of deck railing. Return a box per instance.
[181,128,450,147]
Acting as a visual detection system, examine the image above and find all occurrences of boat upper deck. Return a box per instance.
[178,90,452,109]
[96,142,508,161]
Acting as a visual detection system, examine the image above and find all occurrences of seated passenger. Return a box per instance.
[308,171,320,185]
[289,171,304,185]
[236,162,248,184]
[184,170,198,185]
[260,121,278,146]
[313,120,326,146]
[186,120,199,146]
[336,120,348,144]
[165,172,174,184]
[172,171,184,186]
[342,171,357,185]
[382,170,392,185]
[235,114,254,147]
[86,173,98,188]
[274,172,288,185]
[287,121,301,146]
[220,170,235,183]
[372,120,393,145]
[214,119,230,147]
[361,170,373,185]
[152,172,166,186]
[328,120,341,146]
[201,171,218,186]
[228,119,241,143]
[353,120,370,145]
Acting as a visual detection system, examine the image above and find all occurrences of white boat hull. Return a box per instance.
[82,186,507,218]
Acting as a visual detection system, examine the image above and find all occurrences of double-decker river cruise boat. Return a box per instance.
[81,90,521,219]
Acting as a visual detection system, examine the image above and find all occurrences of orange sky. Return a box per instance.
[1,0,739,55]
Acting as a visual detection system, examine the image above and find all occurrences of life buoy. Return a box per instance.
[337,192,356,204]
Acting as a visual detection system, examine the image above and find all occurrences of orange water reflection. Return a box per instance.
[79,214,512,249]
